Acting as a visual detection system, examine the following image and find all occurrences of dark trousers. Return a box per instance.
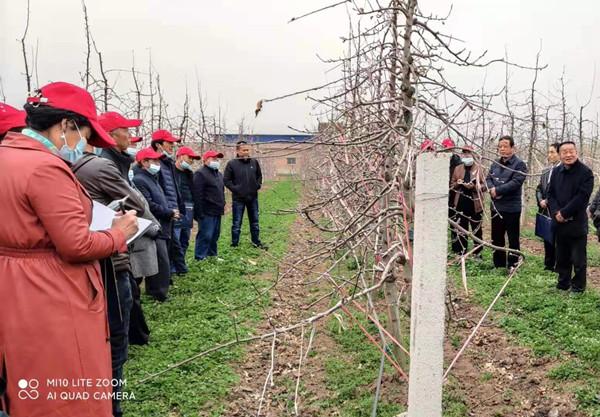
[543,239,556,270]
[452,208,483,255]
[555,227,587,292]
[146,238,171,301]
[195,215,222,260]
[491,210,521,268]
[232,198,261,246]
[128,275,150,346]
[107,271,133,417]
[172,207,193,274]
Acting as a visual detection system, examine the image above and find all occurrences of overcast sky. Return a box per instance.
[1,1,599,134]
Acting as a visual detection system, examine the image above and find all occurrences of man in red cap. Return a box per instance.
[172,146,201,272]
[98,111,143,184]
[72,112,148,417]
[151,129,186,275]
[192,150,226,260]
[0,102,26,142]
[132,147,178,301]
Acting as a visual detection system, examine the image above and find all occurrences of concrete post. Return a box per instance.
[407,152,450,417]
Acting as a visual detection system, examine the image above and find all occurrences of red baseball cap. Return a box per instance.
[98,111,142,133]
[130,136,143,143]
[442,138,455,149]
[177,146,201,159]
[151,129,180,143]
[26,82,116,148]
[0,103,26,136]
[202,150,224,160]
[420,139,436,151]
[135,147,164,162]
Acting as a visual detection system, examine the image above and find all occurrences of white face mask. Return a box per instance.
[462,157,474,166]
[126,147,138,157]
[208,161,220,171]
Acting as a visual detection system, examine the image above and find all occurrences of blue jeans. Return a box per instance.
[195,215,222,260]
[108,271,133,417]
[231,198,261,246]
[172,207,193,273]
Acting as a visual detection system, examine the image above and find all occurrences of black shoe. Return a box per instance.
[556,284,570,291]
[253,242,269,250]
[230,243,239,248]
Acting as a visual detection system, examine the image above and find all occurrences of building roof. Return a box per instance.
[221,134,313,143]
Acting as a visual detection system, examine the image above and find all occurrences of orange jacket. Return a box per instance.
[0,132,126,417]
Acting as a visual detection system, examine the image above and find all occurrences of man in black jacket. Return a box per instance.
[535,143,560,270]
[193,150,226,260]
[151,129,186,274]
[547,142,594,293]
[173,146,200,269]
[224,140,266,249]
[485,135,528,270]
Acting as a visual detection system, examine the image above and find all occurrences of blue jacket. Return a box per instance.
[485,154,527,213]
[133,166,173,240]
[158,157,185,212]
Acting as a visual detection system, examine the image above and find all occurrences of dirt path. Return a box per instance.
[445,283,585,417]
[221,218,337,417]
[218,219,586,416]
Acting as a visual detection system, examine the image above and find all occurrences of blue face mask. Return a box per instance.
[59,123,87,163]
[208,161,220,171]
[181,161,192,171]
[147,163,161,175]
[93,147,103,156]
[126,147,138,157]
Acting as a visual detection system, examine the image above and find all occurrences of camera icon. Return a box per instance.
[17,379,40,400]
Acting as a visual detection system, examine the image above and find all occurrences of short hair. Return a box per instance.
[558,141,577,151]
[150,140,164,151]
[550,142,560,152]
[236,140,248,149]
[24,103,91,132]
[498,135,514,147]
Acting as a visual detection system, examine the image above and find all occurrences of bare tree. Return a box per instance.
[20,0,32,93]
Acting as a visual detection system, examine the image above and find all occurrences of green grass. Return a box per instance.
[451,233,600,416]
[318,312,405,417]
[123,179,300,417]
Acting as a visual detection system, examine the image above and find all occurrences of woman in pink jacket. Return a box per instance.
[0,82,138,417]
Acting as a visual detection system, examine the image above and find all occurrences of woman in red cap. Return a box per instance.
[0,102,26,142]
[0,82,138,417]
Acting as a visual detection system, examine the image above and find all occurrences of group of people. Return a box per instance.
[0,81,266,417]
[442,135,598,294]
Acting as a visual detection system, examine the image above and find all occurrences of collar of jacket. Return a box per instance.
[559,159,581,173]
[104,147,133,165]
[71,152,98,171]
[139,166,160,180]
[0,131,69,163]
[499,154,517,166]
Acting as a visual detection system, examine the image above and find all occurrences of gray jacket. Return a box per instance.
[129,186,161,278]
[72,153,147,273]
